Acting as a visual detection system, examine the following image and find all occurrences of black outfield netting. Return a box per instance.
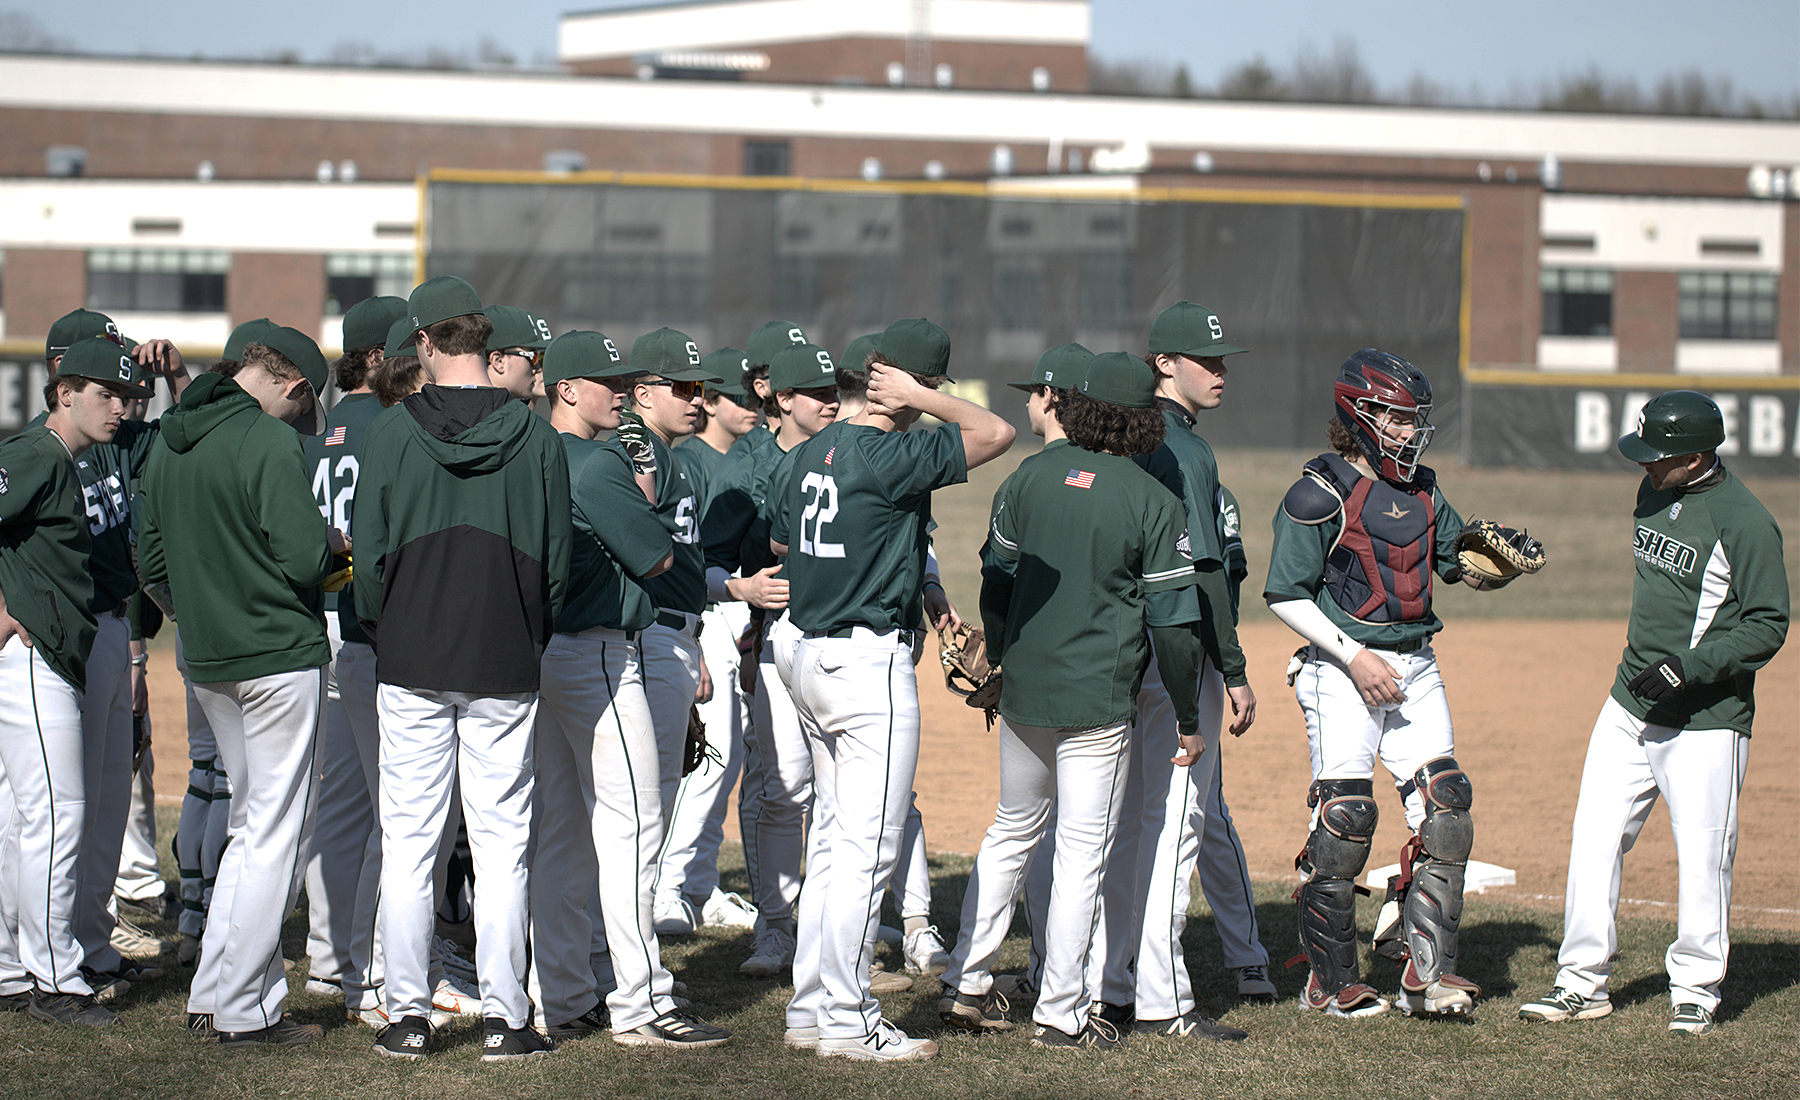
[426,180,1465,452]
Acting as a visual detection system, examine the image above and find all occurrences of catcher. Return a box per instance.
[1264,350,1543,1021]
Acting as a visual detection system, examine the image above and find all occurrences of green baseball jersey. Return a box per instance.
[674,435,733,513]
[699,428,786,577]
[776,421,967,634]
[979,440,1201,730]
[1135,401,1224,566]
[303,392,384,643]
[616,430,705,615]
[0,425,97,691]
[1218,484,1247,621]
[1264,468,1465,648]
[1610,466,1788,734]
[29,410,159,616]
[560,434,670,634]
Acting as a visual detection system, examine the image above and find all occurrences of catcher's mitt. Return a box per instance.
[1455,519,1546,586]
[682,704,709,776]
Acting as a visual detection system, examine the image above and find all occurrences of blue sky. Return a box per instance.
[22,0,1800,104]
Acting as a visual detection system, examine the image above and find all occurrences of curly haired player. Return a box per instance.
[1265,349,1527,1020]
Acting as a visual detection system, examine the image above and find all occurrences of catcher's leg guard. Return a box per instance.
[1399,758,1477,1012]
[1297,779,1379,998]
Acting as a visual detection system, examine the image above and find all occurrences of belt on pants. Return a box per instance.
[1363,637,1427,654]
[655,610,703,636]
[810,624,917,645]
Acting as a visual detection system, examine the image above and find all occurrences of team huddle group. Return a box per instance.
[0,273,1784,1061]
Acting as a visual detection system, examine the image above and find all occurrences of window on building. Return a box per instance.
[327,253,414,315]
[87,249,228,313]
[561,255,708,323]
[744,140,791,177]
[992,260,1043,332]
[1540,268,1613,336]
[1679,272,1777,340]
[1077,254,1132,330]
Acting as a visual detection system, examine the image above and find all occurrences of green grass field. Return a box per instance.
[929,444,1799,625]
[6,835,1795,1100]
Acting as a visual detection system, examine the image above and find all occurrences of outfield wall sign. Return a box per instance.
[1465,381,1799,476]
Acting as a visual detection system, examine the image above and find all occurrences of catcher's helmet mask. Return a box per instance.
[1334,349,1435,483]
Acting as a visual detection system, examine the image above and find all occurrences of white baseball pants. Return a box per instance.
[305,617,381,995]
[378,686,536,1029]
[641,615,704,832]
[751,614,810,929]
[74,613,134,975]
[1555,696,1748,1014]
[529,627,680,1033]
[784,628,922,1037]
[655,602,751,907]
[0,637,92,997]
[944,718,1131,1037]
[1296,646,1454,830]
[114,744,162,902]
[186,666,326,1032]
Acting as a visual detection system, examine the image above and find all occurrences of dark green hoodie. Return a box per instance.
[0,425,96,691]
[352,385,570,694]
[137,372,333,682]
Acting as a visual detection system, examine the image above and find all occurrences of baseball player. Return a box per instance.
[483,304,552,401]
[1267,350,1508,1020]
[772,317,1013,1061]
[1087,302,1259,1041]
[369,319,425,407]
[300,295,405,1015]
[1521,392,1787,1034]
[617,328,723,839]
[138,327,342,1046]
[655,354,762,933]
[0,336,149,1027]
[352,276,570,1061]
[696,320,827,977]
[527,328,732,1049]
[942,351,1205,1050]
[33,312,189,999]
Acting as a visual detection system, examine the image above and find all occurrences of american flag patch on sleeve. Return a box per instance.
[1064,469,1095,488]
[324,425,348,446]
[824,446,835,465]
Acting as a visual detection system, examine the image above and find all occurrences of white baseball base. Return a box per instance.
[1364,860,1516,893]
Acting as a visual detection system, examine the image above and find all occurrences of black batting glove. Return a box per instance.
[1627,656,1685,703]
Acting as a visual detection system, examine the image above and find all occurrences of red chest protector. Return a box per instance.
[1306,454,1438,624]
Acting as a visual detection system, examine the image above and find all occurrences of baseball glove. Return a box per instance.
[1455,519,1546,586]
[323,553,353,593]
[682,704,709,776]
[937,622,992,698]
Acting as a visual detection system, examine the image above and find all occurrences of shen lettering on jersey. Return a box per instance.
[1635,525,1698,576]
[78,462,129,537]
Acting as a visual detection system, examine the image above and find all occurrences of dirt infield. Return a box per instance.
[144,618,1797,931]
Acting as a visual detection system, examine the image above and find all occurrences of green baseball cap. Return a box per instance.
[1079,351,1158,409]
[484,304,552,351]
[1618,391,1727,463]
[543,330,631,386]
[768,343,838,392]
[342,296,408,353]
[222,318,277,363]
[248,326,329,436]
[47,308,122,359]
[401,276,484,346]
[383,316,420,360]
[745,320,808,367]
[876,318,953,380]
[55,336,153,398]
[702,347,749,393]
[841,332,882,373]
[1148,301,1248,358]
[632,327,722,382]
[1009,342,1094,392]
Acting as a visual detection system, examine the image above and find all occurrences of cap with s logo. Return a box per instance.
[47,309,123,359]
[483,304,553,351]
[54,336,154,398]
[543,329,633,385]
[1148,301,1248,358]
[745,319,808,367]
[631,327,723,382]
[768,343,837,392]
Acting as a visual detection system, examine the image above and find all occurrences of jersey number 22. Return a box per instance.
[798,472,844,558]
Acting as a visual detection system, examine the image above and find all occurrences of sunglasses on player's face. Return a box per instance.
[506,347,544,368]
[642,378,705,401]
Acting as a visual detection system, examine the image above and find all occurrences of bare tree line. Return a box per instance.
[1091,37,1799,120]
